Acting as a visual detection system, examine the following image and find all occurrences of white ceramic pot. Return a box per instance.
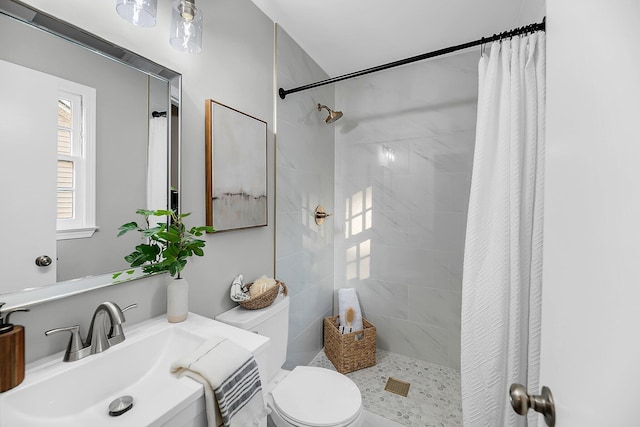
[167,277,188,323]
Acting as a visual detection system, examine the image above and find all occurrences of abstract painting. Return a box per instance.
[205,99,267,231]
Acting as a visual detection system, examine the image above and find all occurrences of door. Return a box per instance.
[0,59,57,291]
[534,1,640,426]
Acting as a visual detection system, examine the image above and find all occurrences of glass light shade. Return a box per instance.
[170,0,203,53]
[116,0,157,27]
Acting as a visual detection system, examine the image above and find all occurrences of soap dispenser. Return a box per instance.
[0,302,30,392]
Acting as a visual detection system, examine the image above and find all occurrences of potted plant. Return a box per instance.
[115,209,214,322]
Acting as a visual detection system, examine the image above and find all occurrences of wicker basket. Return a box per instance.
[323,315,376,374]
[238,280,288,310]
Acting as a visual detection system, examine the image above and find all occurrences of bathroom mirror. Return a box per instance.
[0,0,181,305]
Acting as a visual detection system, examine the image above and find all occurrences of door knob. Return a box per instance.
[35,255,53,267]
[509,383,555,427]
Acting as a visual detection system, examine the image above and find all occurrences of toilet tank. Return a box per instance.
[215,294,289,384]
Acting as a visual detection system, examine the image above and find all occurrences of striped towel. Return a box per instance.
[171,336,268,427]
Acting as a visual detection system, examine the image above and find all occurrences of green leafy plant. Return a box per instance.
[113,209,214,280]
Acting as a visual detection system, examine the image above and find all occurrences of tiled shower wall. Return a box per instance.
[334,51,478,369]
[275,26,335,368]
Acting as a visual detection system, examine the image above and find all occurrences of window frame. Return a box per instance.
[56,80,97,240]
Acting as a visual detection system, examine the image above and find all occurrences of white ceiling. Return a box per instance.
[249,0,542,77]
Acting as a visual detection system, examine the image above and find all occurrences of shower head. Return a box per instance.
[317,103,343,124]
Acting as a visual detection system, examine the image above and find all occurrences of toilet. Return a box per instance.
[215,294,364,427]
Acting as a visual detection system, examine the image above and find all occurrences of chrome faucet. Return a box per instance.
[45,302,137,362]
[86,301,127,353]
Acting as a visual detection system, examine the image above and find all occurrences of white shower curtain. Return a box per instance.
[148,116,168,224]
[461,32,545,427]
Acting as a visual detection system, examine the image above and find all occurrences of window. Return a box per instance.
[56,81,96,240]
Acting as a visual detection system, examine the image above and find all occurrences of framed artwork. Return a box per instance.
[205,99,267,232]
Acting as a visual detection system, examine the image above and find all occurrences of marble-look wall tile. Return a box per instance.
[289,276,333,341]
[450,172,473,214]
[349,278,409,321]
[335,93,478,146]
[284,309,332,369]
[450,251,464,295]
[368,313,449,366]
[369,245,452,289]
[276,124,314,171]
[276,167,303,214]
[360,210,411,248]
[305,241,334,285]
[408,286,461,331]
[335,50,477,369]
[448,330,462,371]
[277,122,334,172]
[276,252,306,298]
[279,26,476,370]
[275,211,304,260]
[409,133,476,175]
[277,30,328,87]
[276,26,335,367]
[336,52,477,112]
[407,211,467,254]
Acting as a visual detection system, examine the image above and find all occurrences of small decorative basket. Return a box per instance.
[323,315,376,374]
[238,280,288,310]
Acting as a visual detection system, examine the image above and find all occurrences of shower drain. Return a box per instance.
[384,377,411,397]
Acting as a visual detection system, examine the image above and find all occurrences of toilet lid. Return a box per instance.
[272,366,362,427]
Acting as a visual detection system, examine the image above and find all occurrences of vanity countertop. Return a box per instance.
[0,312,270,427]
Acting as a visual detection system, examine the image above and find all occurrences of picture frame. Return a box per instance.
[205,99,268,232]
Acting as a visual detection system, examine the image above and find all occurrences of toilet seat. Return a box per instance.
[271,366,362,427]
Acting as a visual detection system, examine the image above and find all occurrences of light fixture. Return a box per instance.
[170,0,203,54]
[383,146,396,163]
[116,0,158,28]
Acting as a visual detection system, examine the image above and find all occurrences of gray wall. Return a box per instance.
[276,26,335,368]
[0,13,149,282]
[333,51,478,370]
[14,0,275,363]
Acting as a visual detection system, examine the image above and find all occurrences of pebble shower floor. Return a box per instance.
[308,349,462,426]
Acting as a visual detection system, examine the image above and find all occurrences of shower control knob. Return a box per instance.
[509,383,556,427]
[35,255,53,267]
[314,205,333,225]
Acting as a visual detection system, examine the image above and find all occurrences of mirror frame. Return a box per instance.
[0,0,181,310]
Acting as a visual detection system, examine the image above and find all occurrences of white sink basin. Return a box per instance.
[0,313,269,426]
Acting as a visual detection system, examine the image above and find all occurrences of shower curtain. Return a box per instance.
[461,32,545,426]
[147,116,168,224]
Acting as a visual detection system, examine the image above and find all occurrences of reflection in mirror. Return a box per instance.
[0,0,181,306]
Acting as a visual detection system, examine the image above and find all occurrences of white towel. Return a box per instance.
[230,274,249,302]
[338,288,363,331]
[171,336,268,427]
[147,116,168,227]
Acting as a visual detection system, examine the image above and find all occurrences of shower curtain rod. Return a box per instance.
[278,18,546,99]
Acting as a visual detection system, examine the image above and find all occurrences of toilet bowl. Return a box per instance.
[267,367,363,427]
[215,295,364,427]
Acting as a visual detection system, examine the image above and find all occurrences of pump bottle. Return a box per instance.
[0,302,30,392]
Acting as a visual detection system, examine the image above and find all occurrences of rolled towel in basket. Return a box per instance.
[338,288,363,332]
[250,275,277,298]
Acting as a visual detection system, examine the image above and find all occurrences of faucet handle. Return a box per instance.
[115,304,137,330]
[108,303,138,345]
[45,325,87,362]
[121,303,138,315]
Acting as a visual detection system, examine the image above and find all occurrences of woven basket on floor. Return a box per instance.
[238,280,288,310]
[324,315,376,374]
